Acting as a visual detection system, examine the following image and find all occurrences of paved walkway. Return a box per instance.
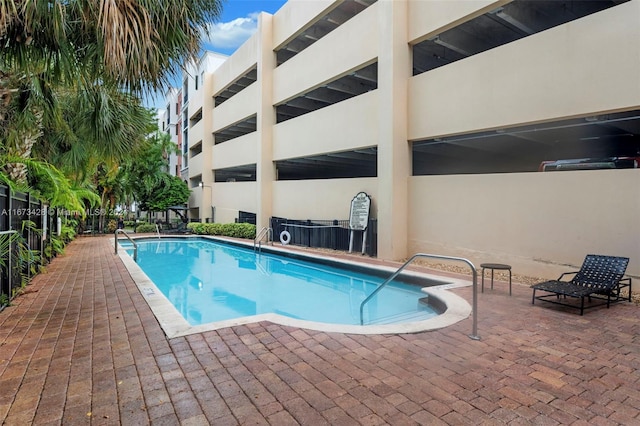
[0,236,639,425]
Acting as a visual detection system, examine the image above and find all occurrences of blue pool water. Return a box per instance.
[121,238,438,326]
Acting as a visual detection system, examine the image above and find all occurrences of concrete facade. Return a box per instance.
[168,0,640,277]
[160,87,182,178]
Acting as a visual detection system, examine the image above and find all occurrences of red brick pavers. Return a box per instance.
[1,236,639,425]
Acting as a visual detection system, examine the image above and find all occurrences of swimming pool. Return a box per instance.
[117,236,472,336]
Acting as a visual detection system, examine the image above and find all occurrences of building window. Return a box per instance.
[183,79,188,104]
[189,141,203,157]
[189,176,201,188]
[182,129,188,147]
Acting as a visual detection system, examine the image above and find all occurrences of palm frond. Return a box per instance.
[2,154,92,216]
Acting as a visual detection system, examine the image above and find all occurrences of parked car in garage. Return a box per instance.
[538,157,640,171]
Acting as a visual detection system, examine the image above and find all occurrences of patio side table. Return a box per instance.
[481,263,512,296]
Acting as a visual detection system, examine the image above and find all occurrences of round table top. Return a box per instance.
[480,263,511,270]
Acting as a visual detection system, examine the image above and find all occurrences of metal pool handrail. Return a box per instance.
[114,229,138,262]
[359,253,480,340]
[254,227,272,252]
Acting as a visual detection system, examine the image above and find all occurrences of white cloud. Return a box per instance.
[203,13,260,51]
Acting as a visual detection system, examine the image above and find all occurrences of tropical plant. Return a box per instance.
[6,0,222,88]
[59,223,77,243]
[106,219,118,233]
[187,223,257,239]
[0,293,9,309]
[44,234,65,259]
[136,224,159,233]
[17,221,42,282]
[121,130,188,217]
[124,131,178,189]
[37,87,157,184]
[23,156,100,215]
[0,232,16,285]
[137,175,191,212]
[0,221,41,306]
[1,0,224,200]
[1,0,225,304]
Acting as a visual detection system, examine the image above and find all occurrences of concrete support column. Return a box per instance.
[198,62,217,223]
[256,13,276,231]
[376,0,410,260]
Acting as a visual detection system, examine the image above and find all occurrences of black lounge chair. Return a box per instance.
[531,254,632,315]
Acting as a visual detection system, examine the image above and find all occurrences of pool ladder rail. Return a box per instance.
[359,253,480,340]
[114,229,138,262]
[254,227,273,252]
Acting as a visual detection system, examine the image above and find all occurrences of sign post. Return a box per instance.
[348,192,371,254]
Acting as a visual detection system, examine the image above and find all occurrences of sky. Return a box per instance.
[147,0,287,109]
[203,0,288,55]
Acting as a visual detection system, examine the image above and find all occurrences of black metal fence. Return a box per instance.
[0,184,49,307]
[270,217,377,257]
[238,211,257,225]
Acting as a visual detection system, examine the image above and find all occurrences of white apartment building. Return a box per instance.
[180,51,228,220]
[172,0,640,278]
[162,87,182,178]
[152,88,184,222]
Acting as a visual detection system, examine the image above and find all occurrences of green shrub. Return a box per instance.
[136,224,158,233]
[187,222,256,239]
[44,234,65,258]
[0,224,42,290]
[186,222,205,234]
[222,223,255,238]
[60,224,76,242]
[107,219,117,233]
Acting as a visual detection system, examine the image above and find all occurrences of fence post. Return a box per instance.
[8,189,12,296]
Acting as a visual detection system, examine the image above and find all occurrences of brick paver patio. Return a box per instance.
[0,236,638,425]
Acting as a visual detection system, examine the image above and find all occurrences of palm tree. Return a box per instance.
[122,130,180,203]
[0,77,156,214]
[0,70,50,183]
[1,0,224,183]
[1,0,222,92]
[36,85,157,184]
